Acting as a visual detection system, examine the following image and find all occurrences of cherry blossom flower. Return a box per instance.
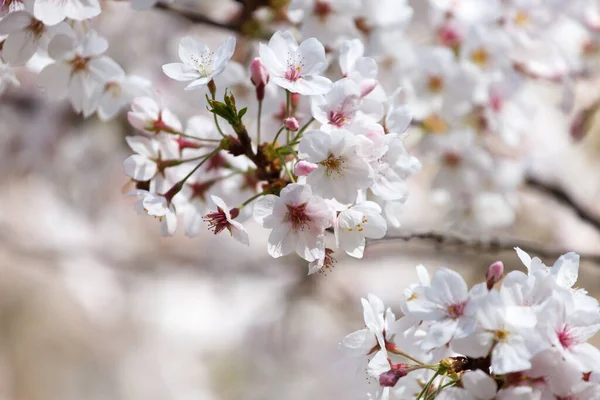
[1,0,24,16]
[515,247,580,290]
[0,9,70,65]
[338,294,392,357]
[298,129,373,203]
[539,290,600,372]
[287,0,361,47]
[366,128,420,202]
[128,96,183,135]
[38,30,119,116]
[204,195,249,246]
[404,268,484,351]
[253,183,333,262]
[311,78,362,130]
[127,190,177,237]
[162,36,236,90]
[33,0,100,26]
[307,247,336,275]
[122,135,178,189]
[334,201,386,258]
[258,30,332,95]
[339,39,379,97]
[452,290,543,374]
[88,63,152,121]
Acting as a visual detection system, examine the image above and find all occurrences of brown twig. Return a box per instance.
[525,176,600,232]
[154,2,239,32]
[369,231,600,263]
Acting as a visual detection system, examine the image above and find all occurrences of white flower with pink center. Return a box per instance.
[258,30,332,95]
[127,96,182,135]
[298,129,374,204]
[339,39,380,98]
[204,195,249,246]
[253,183,333,262]
[162,36,236,90]
[540,290,600,373]
[452,290,542,375]
[0,8,71,65]
[404,268,483,351]
[311,78,361,129]
[38,30,121,116]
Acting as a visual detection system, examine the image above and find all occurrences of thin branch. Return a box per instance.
[369,231,600,263]
[525,176,600,232]
[154,2,239,32]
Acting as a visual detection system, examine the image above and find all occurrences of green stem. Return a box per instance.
[273,125,286,144]
[161,146,221,201]
[179,147,221,185]
[178,151,219,164]
[285,90,291,143]
[386,343,425,366]
[433,373,449,399]
[257,99,263,144]
[279,154,295,183]
[163,130,221,142]
[292,117,314,142]
[239,190,268,209]
[416,371,440,400]
[213,111,226,138]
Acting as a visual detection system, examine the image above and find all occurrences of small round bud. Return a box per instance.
[486,261,504,290]
[250,58,269,101]
[437,22,463,48]
[284,117,300,131]
[294,160,318,176]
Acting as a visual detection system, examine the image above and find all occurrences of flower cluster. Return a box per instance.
[1,0,599,254]
[340,249,600,399]
[121,29,419,273]
[288,0,600,230]
[0,0,153,119]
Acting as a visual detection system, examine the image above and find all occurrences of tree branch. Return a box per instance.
[525,176,600,232]
[154,2,239,32]
[369,231,600,263]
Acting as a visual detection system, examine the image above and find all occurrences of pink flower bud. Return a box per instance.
[359,79,378,98]
[438,22,463,48]
[294,160,318,176]
[250,58,269,100]
[284,117,299,131]
[486,261,504,290]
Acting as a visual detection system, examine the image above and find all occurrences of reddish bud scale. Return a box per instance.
[379,364,410,387]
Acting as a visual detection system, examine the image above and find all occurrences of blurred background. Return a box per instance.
[1,0,600,399]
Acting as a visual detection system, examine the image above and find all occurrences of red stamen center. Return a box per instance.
[205,207,230,235]
[285,202,311,230]
[557,326,576,349]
